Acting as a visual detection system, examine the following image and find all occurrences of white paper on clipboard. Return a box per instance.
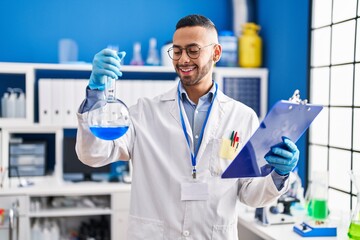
[221,100,323,178]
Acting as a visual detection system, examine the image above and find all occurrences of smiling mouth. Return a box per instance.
[179,66,196,73]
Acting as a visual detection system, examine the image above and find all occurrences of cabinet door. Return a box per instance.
[0,195,30,240]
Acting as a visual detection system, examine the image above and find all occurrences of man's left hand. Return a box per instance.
[264,136,299,176]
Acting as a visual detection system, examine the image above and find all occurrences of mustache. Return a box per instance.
[176,64,197,68]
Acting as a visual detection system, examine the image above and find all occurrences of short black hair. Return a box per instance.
[176,14,218,33]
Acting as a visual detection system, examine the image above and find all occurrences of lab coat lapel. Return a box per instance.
[196,91,225,162]
[163,87,194,148]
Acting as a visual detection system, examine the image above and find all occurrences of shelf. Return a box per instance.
[29,207,111,218]
[0,64,34,126]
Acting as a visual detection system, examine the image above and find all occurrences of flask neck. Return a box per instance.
[105,77,116,102]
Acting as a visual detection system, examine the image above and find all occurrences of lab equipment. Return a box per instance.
[88,52,130,141]
[293,222,337,237]
[130,42,144,65]
[15,90,25,118]
[293,171,335,237]
[6,88,16,118]
[264,136,299,175]
[222,90,323,178]
[1,92,9,117]
[1,88,26,118]
[146,38,160,66]
[307,171,329,221]
[239,22,262,68]
[232,0,256,37]
[348,171,360,239]
[255,200,298,226]
[58,38,78,63]
[217,31,238,67]
[256,170,303,225]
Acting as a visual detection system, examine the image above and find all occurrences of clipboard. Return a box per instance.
[221,91,323,178]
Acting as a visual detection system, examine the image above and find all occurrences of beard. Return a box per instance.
[176,57,213,87]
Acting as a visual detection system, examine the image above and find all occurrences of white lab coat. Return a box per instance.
[76,86,290,240]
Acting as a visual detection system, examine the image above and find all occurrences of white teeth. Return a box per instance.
[180,67,195,72]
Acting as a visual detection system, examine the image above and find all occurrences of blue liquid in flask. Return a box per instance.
[90,125,129,141]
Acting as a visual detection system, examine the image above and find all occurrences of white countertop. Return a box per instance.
[238,206,350,240]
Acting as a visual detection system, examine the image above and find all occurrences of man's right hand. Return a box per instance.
[89,49,126,90]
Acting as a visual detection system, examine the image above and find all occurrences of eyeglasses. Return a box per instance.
[167,43,215,60]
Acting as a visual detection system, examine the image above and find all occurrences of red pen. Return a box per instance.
[233,131,238,147]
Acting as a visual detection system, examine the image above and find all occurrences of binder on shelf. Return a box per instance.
[51,79,65,125]
[62,80,76,126]
[221,90,323,178]
[74,80,88,111]
[39,79,52,124]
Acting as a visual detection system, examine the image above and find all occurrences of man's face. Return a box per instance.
[172,26,220,87]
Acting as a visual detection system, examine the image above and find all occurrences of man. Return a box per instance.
[76,14,299,240]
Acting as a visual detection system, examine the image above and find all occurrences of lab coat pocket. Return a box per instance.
[209,139,233,177]
[211,221,236,240]
[127,215,164,240]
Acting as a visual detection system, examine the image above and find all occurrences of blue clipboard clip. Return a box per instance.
[221,90,323,178]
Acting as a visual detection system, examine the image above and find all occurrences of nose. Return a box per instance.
[177,49,190,63]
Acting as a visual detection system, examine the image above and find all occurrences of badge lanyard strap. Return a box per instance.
[177,82,218,179]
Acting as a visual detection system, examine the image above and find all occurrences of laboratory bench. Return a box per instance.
[237,205,350,240]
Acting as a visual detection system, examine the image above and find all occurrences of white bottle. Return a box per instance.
[130,42,144,65]
[42,219,51,240]
[146,38,160,66]
[1,92,9,118]
[50,220,60,240]
[6,91,16,118]
[16,91,26,118]
[31,219,42,240]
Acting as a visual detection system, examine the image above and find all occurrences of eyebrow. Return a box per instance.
[172,43,199,48]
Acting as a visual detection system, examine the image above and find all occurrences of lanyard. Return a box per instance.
[177,82,218,179]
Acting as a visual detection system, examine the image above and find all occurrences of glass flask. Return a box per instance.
[88,53,130,141]
[348,171,360,240]
[306,171,329,221]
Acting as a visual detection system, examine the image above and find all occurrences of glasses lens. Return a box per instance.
[168,47,181,60]
[186,45,201,59]
[167,45,204,60]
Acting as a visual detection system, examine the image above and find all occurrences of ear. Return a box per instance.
[213,44,222,63]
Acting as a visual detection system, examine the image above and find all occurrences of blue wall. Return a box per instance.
[0,0,311,184]
[257,0,311,186]
[0,0,231,64]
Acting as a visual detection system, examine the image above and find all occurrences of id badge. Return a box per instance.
[181,180,209,201]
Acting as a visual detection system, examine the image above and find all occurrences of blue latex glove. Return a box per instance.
[264,136,300,176]
[89,49,126,90]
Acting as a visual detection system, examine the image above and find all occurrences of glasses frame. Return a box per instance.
[167,43,216,60]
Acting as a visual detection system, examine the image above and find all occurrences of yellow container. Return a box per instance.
[239,23,262,68]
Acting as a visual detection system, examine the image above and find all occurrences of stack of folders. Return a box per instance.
[39,79,88,126]
[38,78,176,126]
